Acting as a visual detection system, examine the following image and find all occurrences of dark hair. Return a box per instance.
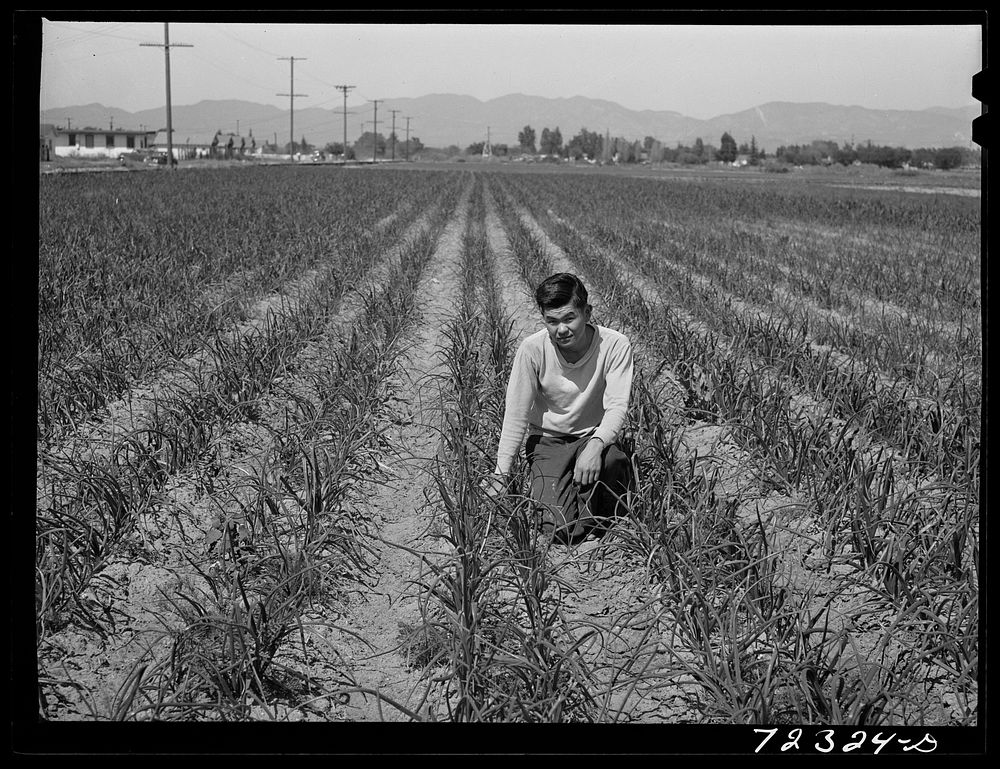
[535,273,589,311]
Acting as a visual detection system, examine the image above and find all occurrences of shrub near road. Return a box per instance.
[34,163,979,729]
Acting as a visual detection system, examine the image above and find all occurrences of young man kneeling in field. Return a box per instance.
[485,273,634,545]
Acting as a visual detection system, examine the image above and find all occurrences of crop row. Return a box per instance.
[37,168,455,443]
[518,172,979,325]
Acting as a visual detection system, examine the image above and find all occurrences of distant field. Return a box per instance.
[35,163,980,732]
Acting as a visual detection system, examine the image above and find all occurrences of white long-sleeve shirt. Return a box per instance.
[494,324,633,475]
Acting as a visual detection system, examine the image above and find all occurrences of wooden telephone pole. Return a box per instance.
[368,100,381,162]
[278,56,307,160]
[389,109,401,160]
[335,85,356,162]
[141,23,191,168]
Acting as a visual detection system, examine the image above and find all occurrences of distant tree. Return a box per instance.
[853,142,910,168]
[717,132,738,163]
[834,143,857,165]
[694,137,705,160]
[518,125,537,154]
[353,132,386,158]
[934,147,963,170]
[959,146,981,167]
[565,127,602,161]
[540,126,563,155]
[401,136,424,158]
[776,143,825,165]
[466,141,486,155]
[659,145,678,162]
[811,140,839,158]
[493,143,509,156]
[610,137,630,163]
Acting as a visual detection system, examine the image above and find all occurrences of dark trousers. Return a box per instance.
[525,434,631,545]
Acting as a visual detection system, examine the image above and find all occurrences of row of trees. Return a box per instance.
[468,125,759,166]
[772,140,975,170]
[465,124,976,171]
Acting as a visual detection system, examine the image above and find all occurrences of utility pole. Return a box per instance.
[389,109,400,160]
[335,85,355,162]
[368,100,381,162]
[404,117,412,161]
[141,23,192,169]
[278,56,307,161]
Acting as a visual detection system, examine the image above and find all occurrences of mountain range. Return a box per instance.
[40,94,980,151]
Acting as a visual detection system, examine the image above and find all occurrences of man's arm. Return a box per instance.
[493,342,538,476]
[593,336,634,446]
[573,336,633,487]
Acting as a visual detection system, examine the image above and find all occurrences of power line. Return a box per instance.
[211,25,283,58]
[185,46,279,100]
[45,20,144,47]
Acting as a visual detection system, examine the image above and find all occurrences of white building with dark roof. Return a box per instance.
[42,124,157,159]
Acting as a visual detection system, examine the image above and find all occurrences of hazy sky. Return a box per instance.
[38,18,983,120]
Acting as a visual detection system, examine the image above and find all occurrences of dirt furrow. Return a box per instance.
[318,181,471,721]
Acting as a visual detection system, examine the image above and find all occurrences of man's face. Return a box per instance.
[541,302,591,355]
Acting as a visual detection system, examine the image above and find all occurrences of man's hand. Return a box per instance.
[573,438,605,487]
[481,472,508,500]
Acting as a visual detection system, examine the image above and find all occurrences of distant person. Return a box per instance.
[485,273,634,545]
